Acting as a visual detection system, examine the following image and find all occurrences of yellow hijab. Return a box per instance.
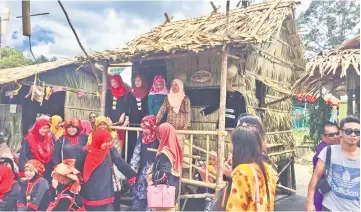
[87,116,117,144]
[50,115,64,140]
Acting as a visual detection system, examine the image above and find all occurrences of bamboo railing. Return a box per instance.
[111,126,227,192]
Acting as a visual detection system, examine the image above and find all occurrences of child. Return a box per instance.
[17,159,50,211]
[0,164,20,211]
[48,159,85,211]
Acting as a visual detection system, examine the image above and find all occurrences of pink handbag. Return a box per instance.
[147,184,176,209]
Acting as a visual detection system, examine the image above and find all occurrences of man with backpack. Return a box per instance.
[306,116,360,211]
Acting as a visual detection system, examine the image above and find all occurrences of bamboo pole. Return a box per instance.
[181,178,217,189]
[110,126,227,136]
[125,130,129,161]
[277,184,296,194]
[100,65,108,115]
[180,193,215,199]
[216,0,230,186]
[206,135,210,182]
[58,0,100,84]
[189,135,193,180]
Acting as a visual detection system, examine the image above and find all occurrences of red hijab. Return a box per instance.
[110,75,128,98]
[80,120,93,135]
[140,115,157,144]
[0,164,16,200]
[157,123,182,175]
[131,74,149,99]
[83,129,113,183]
[25,119,53,164]
[63,118,84,145]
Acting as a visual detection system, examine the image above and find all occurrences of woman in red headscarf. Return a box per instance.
[17,159,51,211]
[129,115,159,210]
[105,75,131,153]
[0,164,20,211]
[19,119,54,182]
[147,123,182,210]
[76,129,136,211]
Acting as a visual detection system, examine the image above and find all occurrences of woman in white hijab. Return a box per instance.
[156,79,192,177]
[156,79,191,131]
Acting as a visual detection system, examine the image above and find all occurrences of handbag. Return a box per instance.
[316,145,332,194]
[147,172,176,209]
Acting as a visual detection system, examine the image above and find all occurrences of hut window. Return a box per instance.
[256,80,267,107]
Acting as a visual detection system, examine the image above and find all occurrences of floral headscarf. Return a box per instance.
[25,159,45,177]
[63,118,84,145]
[140,115,157,144]
[149,75,168,95]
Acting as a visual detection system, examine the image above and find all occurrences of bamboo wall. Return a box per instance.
[0,104,22,152]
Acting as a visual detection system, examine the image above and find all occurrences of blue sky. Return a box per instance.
[0,0,311,59]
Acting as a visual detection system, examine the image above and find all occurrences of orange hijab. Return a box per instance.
[156,123,182,176]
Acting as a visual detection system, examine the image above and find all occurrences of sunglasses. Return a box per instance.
[323,132,340,137]
[342,129,360,136]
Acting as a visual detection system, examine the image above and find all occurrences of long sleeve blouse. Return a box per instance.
[156,96,191,130]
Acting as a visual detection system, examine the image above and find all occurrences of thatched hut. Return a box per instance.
[293,35,360,116]
[79,0,305,191]
[0,59,101,151]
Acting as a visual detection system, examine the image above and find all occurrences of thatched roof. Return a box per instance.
[81,0,301,62]
[293,35,360,95]
[0,59,78,85]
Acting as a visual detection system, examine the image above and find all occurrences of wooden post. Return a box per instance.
[216,0,230,185]
[100,64,108,116]
[22,0,31,36]
[347,89,354,115]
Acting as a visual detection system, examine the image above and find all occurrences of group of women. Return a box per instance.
[0,73,278,211]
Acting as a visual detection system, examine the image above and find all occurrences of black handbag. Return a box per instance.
[316,145,332,194]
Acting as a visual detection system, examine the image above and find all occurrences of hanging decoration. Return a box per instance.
[323,94,340,108]
[294,93,318,104]
[5,84,22,99]
[45,87,52,100]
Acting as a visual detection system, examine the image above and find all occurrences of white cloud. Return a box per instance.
[1,1,160,59]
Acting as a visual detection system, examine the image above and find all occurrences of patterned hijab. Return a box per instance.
[25,159,45,177]
[149,75,168,95]
[25,119,53,164]
[168,79,186,113]
[140,115,157,144]
[63,118,84,145]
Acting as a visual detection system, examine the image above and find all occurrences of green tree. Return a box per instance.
[298,0,360,58]
[0,46,32,69]
[34,55,57,64]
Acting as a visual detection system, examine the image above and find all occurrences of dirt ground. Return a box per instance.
[275,152,314,211]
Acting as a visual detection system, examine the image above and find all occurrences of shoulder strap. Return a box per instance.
[247,164,261,212]
[61,138,65,162]
[325,145,332,174]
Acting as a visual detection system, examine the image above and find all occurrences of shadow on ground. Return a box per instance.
[275,194,306,211]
